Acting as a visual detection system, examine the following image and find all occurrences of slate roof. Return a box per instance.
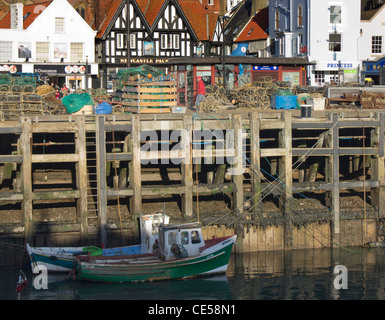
[235,6,268,43]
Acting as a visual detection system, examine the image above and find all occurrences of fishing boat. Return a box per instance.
[26,213,169,273]
[76,222,236,282]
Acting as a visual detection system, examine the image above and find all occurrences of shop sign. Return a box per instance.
[344,69,357,74]
[326,62,354,69]
[253,66,278,71]
[33,64,90,75]
[364,58,385,72]
[138,74,176,84]
[121,58,169,64]
[0,64,21,74]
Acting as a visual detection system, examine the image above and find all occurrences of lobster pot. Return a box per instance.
[121,74,177,114]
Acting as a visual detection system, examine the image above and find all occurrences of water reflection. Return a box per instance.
[227,247,385,300]
[2,247,385,300]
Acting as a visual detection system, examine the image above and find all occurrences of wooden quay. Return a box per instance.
[0,110,384,265]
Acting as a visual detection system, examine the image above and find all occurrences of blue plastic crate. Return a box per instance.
[271,95,297,110]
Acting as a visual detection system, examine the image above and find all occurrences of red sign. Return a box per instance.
[300,46,308,53]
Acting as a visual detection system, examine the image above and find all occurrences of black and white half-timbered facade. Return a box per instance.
[96,0,152,88]
[96,0,312,105]
[150,1,197,58]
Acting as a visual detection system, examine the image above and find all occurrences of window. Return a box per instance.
[247,28,254,36]
[70,42,83,61]
[297,5,303,27]
[191,231,201,244]
[130,34,136,49]
[161,34,171,49]
[0,41,12,61]
[329,33,341,52]
[181,231,189,245]
[329,71,339,84]
[372,36,383,54]
[330,5,341,24]
[36,42,49,61]
[173,34,180,50]
[76,6,85,18]
[315,71,325,85]
[297,33,303,54]
[207,0,214,4]
[117,34,126,49]
[167,232,177,245]
[275,9,280,30]
[161,34,179,49]
[55,17,65,33]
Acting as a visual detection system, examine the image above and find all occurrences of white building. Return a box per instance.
[269,0,361,85]
[360,3,385,84]
[0,0,97,89]
[308,0,361,85]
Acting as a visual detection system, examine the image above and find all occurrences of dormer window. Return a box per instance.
[23,12,31,20]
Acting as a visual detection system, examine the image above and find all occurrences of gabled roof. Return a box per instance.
[0,1,52,29]
[178,0,217,41]
[96,0,218,42]
[96,0,123,39]
[223,0,252,43]
[235,6,268,42]
[141,0,164,27]
[96,0,151,40]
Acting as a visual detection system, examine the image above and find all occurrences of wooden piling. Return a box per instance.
[21,117,32,243]
[182,115,193,217]
[249,112,261,217]
[332,113,340,235]
[129,115,142,216]
[76,117,88,240]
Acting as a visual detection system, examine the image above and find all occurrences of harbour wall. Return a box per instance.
[0,110,383,266]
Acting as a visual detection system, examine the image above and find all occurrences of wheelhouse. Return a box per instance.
[158,223,204,260]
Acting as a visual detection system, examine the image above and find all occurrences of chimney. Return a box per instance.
[10,2,24,30]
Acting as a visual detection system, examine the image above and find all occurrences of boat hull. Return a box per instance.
[77,236,236,282]
[27,244,141,273]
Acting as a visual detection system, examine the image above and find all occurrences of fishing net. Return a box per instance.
[62,92,94,114]
[116,65,165,91]
[0,74,11,86]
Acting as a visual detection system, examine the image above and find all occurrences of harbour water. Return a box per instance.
[1,246,385,302]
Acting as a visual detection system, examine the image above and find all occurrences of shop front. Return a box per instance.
[101,56,313,108]
[362,57,385,85]
[32,63,98,90]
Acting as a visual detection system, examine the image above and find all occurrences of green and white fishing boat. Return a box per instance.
[26,213,169,273]
[76,223,236,282]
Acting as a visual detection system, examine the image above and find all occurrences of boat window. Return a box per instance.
[168,231,177,245]
[181,231,189,245]
[191,230,201,244]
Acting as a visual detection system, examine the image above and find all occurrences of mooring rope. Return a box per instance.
[192,112,380,248]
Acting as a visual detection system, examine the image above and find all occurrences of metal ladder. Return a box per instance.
[85,130,99,222]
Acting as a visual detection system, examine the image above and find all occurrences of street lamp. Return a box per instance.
[219,15,229,90]
[126,0,131,68]
[85,55,88,90]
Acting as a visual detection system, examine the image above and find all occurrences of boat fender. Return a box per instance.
[49,255,58,261]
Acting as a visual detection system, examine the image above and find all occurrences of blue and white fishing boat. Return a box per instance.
[26,213,169,273]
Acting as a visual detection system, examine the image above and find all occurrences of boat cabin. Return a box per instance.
[139,213,170,254]
[158,223,204,260]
